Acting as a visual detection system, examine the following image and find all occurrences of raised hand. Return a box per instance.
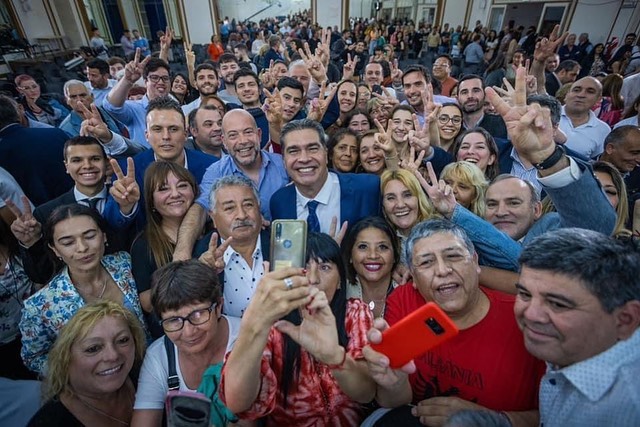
[124,48,151,84]
[184,42,195,65]
[263,88,284,126]
[533,24,568,63]
[399,146,426,175]
[243,264,312,327]
[486,66,555,164]
[299,42,327,84]
[391,59,403,84]
[343,53,357,81]
[274,287,344,365]
[372,118,397,158]
[407,107,439,156]
[415,162,457,218]
[6,196,41,247]
[198,232,232,273]
[160,26,174,52]
[316,28,332,68]
[79,103,111,141]
[307,81,337,122]
[259,60,276,89]
[109,158,139,215]
[328,216,348,245]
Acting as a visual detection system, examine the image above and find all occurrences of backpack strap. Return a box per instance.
[164,335,180,390]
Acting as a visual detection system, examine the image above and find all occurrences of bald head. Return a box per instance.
[565,77,602,114]
[221,109,262,167]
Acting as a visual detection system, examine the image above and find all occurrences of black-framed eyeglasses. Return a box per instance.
[148,75,170,83]
[438,114,462,125]
[160,302,217,332]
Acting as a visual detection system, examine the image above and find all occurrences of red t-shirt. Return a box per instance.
[385,284,545,411]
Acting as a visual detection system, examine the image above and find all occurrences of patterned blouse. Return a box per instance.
[220,298,374,427]
[19,251,145,374]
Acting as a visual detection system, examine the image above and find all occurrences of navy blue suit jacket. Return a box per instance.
[0,124,73,206]
[269,172,381,230]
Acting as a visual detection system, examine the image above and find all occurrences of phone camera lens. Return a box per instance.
[426,317,445,335]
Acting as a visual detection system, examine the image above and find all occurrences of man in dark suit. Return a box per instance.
[8,136,136,283]
[270,119,381,232]
[119,96,218,229]
[0,95,73,207]
[544,59,580,97]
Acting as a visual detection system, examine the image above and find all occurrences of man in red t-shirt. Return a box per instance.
[363,219,545,427]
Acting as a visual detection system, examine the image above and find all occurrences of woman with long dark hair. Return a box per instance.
[220,233,376,425]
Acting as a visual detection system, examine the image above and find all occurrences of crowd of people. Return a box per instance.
[1,10,639,427]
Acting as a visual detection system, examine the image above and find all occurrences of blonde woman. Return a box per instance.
[28,301,146,426]
[441,161,489,218]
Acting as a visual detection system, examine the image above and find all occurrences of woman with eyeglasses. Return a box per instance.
[434,102,463,154]
[15,74,70,127]
[132,260,246,427]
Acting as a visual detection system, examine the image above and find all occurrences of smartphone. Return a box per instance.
[165,390,211,427]
[270,220,307,271]
[372,84,383,95]
[370,303,459,369]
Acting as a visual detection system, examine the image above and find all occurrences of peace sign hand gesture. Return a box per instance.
[372,118,397,158]
[316,28,332,68]
[307,81,337,122]
[415,162,457,219]
[391,59,403,85]
[198,232,232,274]
[399,146,426,175]
[485,66,556,165]
[6,196,41,247]
[109,158,139,215]
[299,43,327,84]
[343,53,358,81]
[263,88,284,126]
[124,48,151,84]
[160,26,174,52]
[79,103,111,142]
[184,42,195,65]
[533,24,568,63]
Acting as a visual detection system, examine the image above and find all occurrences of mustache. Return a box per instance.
[232,219,256,230]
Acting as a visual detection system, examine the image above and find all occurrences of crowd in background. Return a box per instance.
[1,9,639,427]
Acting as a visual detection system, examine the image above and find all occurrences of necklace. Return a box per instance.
[368,299,387,317]
[76,274,108,299]
[75,394,130,426]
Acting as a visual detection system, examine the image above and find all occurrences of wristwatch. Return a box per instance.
[534,145,565,170]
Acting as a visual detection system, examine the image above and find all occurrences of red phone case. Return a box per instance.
[370,302,459,369]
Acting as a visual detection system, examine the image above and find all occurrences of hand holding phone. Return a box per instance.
[370,303,458,369]
[270,220,307,271]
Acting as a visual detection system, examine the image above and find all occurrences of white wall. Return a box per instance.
[51,0,88,48]
[467,0,489,29]
[11,0,56,42]
[316,0,342,28]
[441,1,466,28]
[182,0,215,44]
[349,0,374,19]
[218,0,310,24]
[119,1,141,34]
[569,0,619,45]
